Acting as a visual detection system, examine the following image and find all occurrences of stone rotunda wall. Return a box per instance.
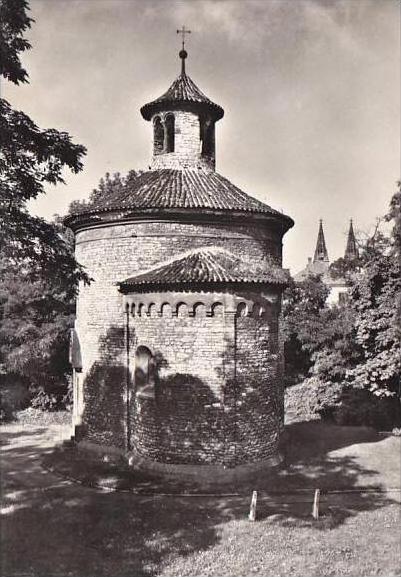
[81,288,283,467]
[74,218,283,403]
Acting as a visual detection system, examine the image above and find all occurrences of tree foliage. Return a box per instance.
[68,169,143,215]
[282,274,360,387]
[0,0,87,411]
[282,275,329,385]
[329,256,363,281]
[0,0,32,84]
[345,188,401,397]
[0,259,73,395]
[284,185,401,407]
[0,0,87,290]
[0,216,76,411]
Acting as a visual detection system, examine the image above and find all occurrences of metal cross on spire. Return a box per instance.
[177,25,191,74]
[177,25,191,50]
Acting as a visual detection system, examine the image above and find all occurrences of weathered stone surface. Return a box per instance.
[151,111,215,171]
[70,56,293,475]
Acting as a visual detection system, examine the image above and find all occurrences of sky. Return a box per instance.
[4,0,400,272]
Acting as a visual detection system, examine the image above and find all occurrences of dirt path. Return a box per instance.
[1,423,71,493]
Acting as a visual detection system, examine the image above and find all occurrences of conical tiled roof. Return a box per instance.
[119,248,290,292]
[141,72,224,121]
[65,169,294,228]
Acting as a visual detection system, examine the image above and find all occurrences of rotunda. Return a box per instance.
[65,46,294,477]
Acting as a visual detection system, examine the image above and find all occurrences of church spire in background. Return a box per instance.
[313,219,329,263]
[344,219,359,260]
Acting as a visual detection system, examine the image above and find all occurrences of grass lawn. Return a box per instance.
[1,412,400,577]
[159,503,400,577]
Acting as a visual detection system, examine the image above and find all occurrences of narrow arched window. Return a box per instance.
[153,117,164,155]
[165,114,175,153]
[201,118,215,157]
[135,346,155,398]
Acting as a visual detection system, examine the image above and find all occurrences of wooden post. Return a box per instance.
[248,490,257,521]
[312,489,320,519]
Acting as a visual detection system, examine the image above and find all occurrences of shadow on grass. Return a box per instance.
[1,421,399,577]
[0,427,48,445]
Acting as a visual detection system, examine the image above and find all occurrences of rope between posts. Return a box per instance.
[41,462,401,499]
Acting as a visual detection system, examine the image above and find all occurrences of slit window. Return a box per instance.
[153,117,164,155]
[201,119,215,157]
[165,114,175,153]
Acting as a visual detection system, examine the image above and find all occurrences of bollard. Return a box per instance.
[312,488,320,519]
[248,490,257,521]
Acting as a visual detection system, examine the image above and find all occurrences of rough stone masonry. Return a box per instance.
[65,45,294,478]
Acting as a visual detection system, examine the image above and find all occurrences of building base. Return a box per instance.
[76,439,286,484]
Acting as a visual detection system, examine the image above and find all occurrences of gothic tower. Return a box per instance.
[313,219,329,263]
[344,219,359,260]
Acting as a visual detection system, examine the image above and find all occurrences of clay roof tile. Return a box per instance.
[140,72,224,121]
[67,169,293,228]
[119,247,290,291]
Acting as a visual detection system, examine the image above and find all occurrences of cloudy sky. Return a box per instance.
[4,0,400,272]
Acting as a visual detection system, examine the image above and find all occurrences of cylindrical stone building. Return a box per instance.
[65,48,294,478]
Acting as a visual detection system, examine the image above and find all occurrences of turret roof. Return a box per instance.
[140,71,224,121]
[119,247,290,292]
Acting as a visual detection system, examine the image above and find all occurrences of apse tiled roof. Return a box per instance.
[119,248,290,291]
[67,169,293,226]
[141,72,224,121]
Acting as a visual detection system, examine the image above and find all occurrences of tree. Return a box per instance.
[68,169,142,214]
[0,0,32,84]
[346,188,401,397]
[329,255,363,281]
[0,0,87,290]
[0,257,74,408]
[0,0,88,413]
[0,210,81,408]
[284,187,401,427]
[284,188,400,399]
[282,274,329,385]
[282,273,361,387]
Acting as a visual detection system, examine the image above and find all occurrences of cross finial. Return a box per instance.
[177,25,191,50]
[177,25,191,74]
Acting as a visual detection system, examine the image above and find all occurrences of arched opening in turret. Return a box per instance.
[200,118,215,158]
[165,114,175,153]
[153,116,164,156]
